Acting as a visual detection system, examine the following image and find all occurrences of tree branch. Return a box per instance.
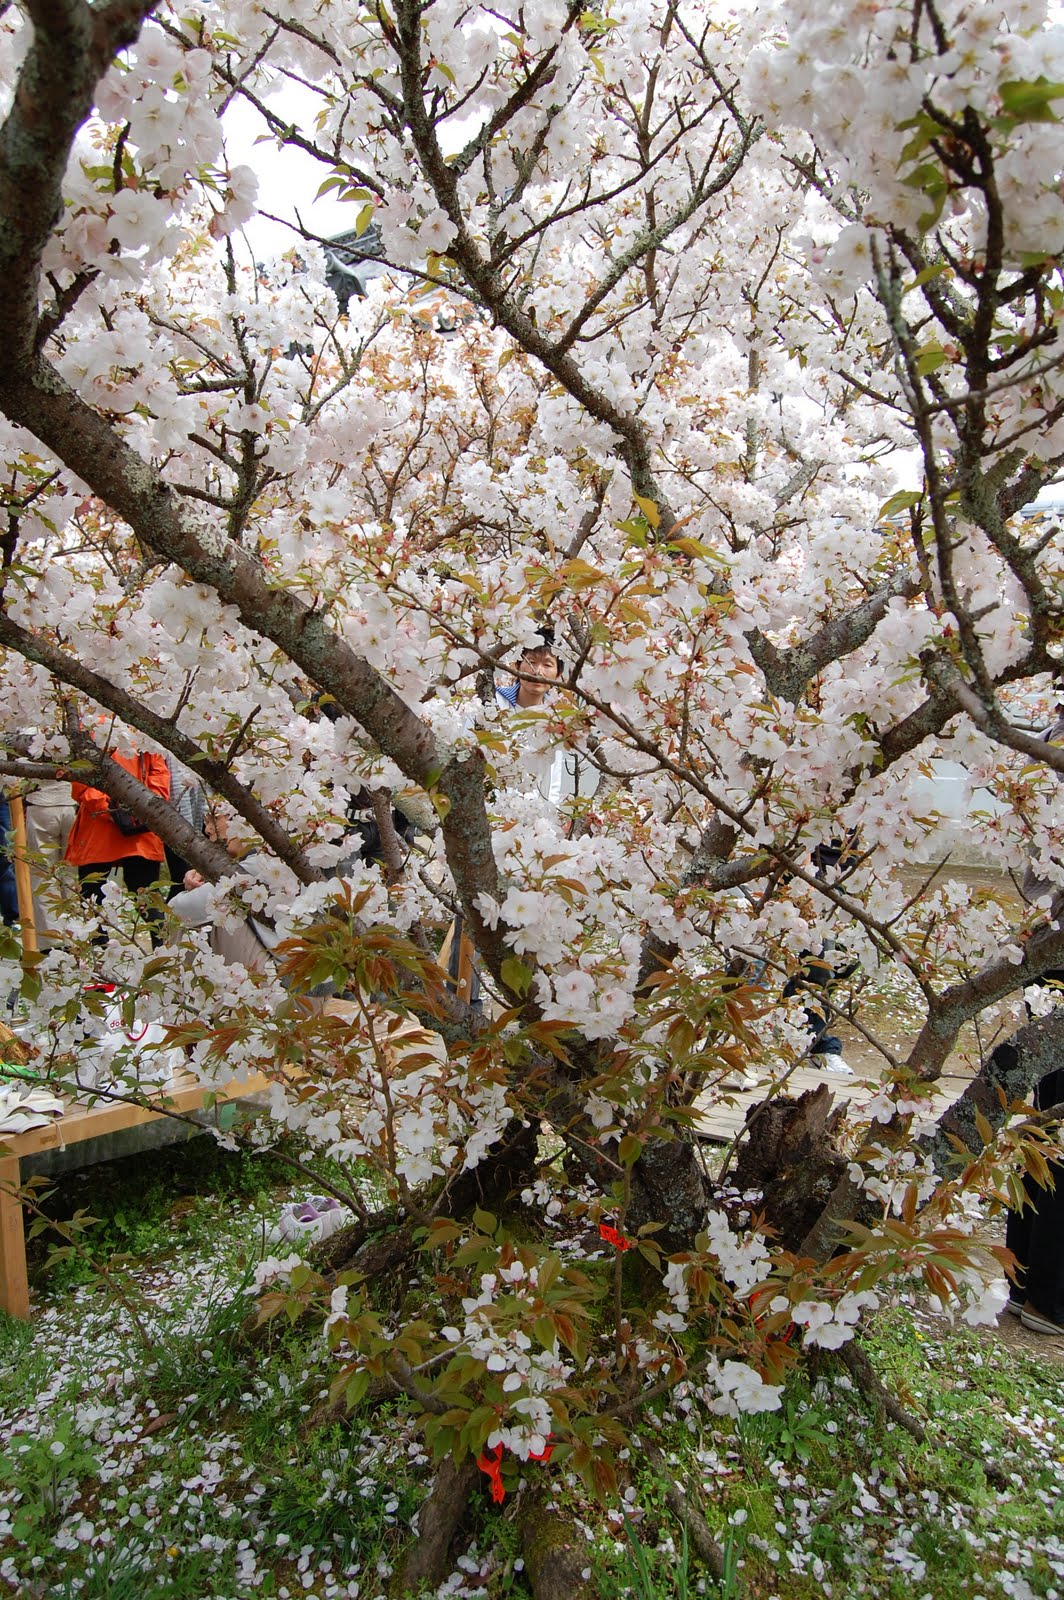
[0,0,156,367]
[64,721,240,884]
[389,0,757,532]
[923,1004,1064,1170]
[748,572,922,705]
[0,5,512,990]
[906,914,1064,1079]
[0,610,323,882]
[921,653,1064,776]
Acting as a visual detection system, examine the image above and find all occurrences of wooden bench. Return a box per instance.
[0,1071,270,1319]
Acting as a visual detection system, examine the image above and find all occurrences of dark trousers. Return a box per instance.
[164,843,191,900]
[0,796,18,925]
[782,947,857,1055]
[1001,967,1064,1322]
[78,858,164,943]
[1006,1056,1064,1325]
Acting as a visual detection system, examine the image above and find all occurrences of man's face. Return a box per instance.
[516,647,560,706]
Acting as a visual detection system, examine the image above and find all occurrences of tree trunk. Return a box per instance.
[519,1493,598,1600]
[628,1134,712,1245]
[392,1457,477,1596]
[732,1085,848,1253]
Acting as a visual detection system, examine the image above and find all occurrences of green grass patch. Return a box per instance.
[1,1147,1063,1599]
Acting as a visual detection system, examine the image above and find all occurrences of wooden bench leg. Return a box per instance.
[0,1155,30,1319]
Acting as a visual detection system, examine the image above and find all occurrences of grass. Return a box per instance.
[1,1141,1063,1599]
[24,1135,295,1291]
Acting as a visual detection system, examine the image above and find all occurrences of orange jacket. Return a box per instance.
[65,751,170,866]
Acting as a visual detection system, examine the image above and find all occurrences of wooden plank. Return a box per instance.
[437,920,455,975]
[692,1060,975,1144]
[0,1155,29,1320]
[4,1072,271,1158]
[9,795,37,957]
[0,1071,272,1320]
[454,926,476,1004]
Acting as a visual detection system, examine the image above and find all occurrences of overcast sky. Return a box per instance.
[223,88,352,259]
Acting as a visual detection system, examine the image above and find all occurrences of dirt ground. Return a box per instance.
[990,1304,1064,1364]
[832,863,1029,1080]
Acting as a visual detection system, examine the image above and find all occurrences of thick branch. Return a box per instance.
[0,0,156,364]
[907,915,1064,1079]
[747,572,922,705]
[0,758,62,781]
[921,653,1064,776]
[923,1004,1064,1170]
[872,641,1055,781]
[64,724,240,883]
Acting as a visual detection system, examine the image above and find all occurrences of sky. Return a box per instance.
[223,90,351,260]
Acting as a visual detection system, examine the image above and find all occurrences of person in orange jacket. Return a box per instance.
[64,748,170,940]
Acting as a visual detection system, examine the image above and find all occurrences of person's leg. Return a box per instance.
[24,803,76,943]
[117,855,162,892]
[0,855,16,927]
[0,799,17,927]
[77,863,109,904]
[77,863,111,948]
[118,855,165,944]
[1005,1194,1034,1311]
[164,843,190,900]
[1020,1065,1064,1328]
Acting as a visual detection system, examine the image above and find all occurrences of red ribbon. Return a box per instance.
[599,1222,633,1252]
[476,1443,506,1503]
[476,1433,555,1500]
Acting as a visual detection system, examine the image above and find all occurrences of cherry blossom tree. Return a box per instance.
[0,0,1062,1577]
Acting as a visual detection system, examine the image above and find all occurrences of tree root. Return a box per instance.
[642,1441,729,1585]
[299,1375,394,1437]
[238,1219,419,1351]
[836,1341,926,1443]
[391,1456,478,1596]
[312,1215,388,1276]
[328,1218,419,1282]
[236,1118,541,1360]
[518,1492,598,1600]
[834,1341,1013,1488]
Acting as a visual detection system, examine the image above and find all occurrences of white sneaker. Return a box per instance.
[268,1195,352,1248]
[811,1052,854,1077]
[720,1070,760,1091]
[1020,1304,1064,1338]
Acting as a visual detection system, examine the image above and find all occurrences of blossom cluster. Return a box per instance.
[439,1259,572,1462]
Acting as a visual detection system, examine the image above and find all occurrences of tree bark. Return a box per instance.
[733,1085,848,1253]
[519,1493,598,1600]
[628,1135,712,1246]
[392,1457,477,1596]
[923,1004,1064,1171]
